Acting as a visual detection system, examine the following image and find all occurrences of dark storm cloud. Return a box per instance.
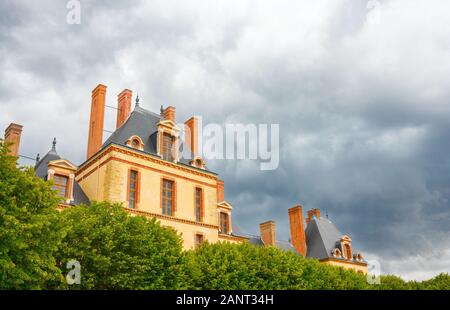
[1,0,449,280]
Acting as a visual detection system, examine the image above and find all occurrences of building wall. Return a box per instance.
[320,258,368,274]
[76,145,246,249]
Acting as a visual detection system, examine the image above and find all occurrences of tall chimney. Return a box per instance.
[184,117,198,156]
[306,208,320,225]
[288,205,307,256]
[116,89,132,129]
[217,179,224,202]
[86,84,107,159]
[260,220,276,246]
[4,123,23,157]
[162,106,176,122]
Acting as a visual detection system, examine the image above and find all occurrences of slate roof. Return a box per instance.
[305,216,344,260]
[246,215,365,262]
[103,106,161,155]
[34,142,90,206]
[248,236,297,253]
[101,104,209,169]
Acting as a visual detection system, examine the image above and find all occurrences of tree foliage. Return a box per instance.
[0,141,64,289]
[55,202,188,289]
[185,242,371,290]
[1,140,449,290]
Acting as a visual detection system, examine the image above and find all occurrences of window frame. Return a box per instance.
[195,187,204,222]
[161,177,176,216]
[219,212,229,234]
[127,169,140,209]
[53,174,69,199]
[162,132,174,161]
[194,233,204,249]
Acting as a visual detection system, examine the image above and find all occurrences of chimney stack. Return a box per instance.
[162,106,176,122]
[288,205,307,256]
[184,117,198,156]
[86,84,107,159]
[217,179,224,202]
[116,89,132,129]
[4,123,23,157]
[260,220,276,246]
[306,208,320,225]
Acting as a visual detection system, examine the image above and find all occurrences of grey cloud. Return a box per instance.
[1,0,450,280]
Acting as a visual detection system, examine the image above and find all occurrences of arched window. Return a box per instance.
[126,135,144,151]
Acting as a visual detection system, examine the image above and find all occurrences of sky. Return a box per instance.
[1,0,450,281]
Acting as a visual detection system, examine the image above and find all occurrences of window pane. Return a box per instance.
[128,171,138,208]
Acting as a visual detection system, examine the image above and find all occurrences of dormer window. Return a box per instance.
[354,253,364,261]
[340,235,353,260]
[190,156,206,169]
[53,174,68,199]
[125,135,144,151]
[162,133,174,161]
[131,138,140,148]
[343,244,352,260]
[219,212,230,234]
[331,248,342,258]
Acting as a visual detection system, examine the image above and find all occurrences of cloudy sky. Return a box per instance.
[1,0,450,281]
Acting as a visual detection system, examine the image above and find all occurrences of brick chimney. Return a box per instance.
[288,205,307,256]
[86,84,107,159]
[260,220,276,246]
[217,179,224,202]
[184,117,198,156]
[4,123,23,157]
[162,106,176,122]
[306,208,321,225]
[116,89,132,129]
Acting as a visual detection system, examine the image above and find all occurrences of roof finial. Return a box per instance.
[36,153,40,163]
[160,105,164,116]
[52,137,57,150]
[135,94,140,107]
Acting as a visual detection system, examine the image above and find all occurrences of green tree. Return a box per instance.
[419,273,450,290]
[56,202,187,289]
[0,141,65,289]
[185,242,371,290]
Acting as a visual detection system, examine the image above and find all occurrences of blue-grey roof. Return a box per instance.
[103,106,161,155]
[101,105,208,169]
[248,236,297,254]
[35,147,60,178]
[305,217,343,260]
[34,145,90,206]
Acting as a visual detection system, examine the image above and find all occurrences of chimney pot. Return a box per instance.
[86,84,107,159]
[184,116,198,157]
[288,205,307,256]
[116,89,132,129]
[4,123,23,157]
[260,220,276,247]
[306,208,320,225]
[217,179,224,202]
[162,106,176,122]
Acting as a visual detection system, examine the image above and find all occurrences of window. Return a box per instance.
[132,138,140,148]
[128,170,138,208]
[343,243,352,260]
[53,174,68,198]
[162,133,174,161]
[162,179,175,216]
[195,187,203,222]
[195,234,204,249]
[219,212,229,234]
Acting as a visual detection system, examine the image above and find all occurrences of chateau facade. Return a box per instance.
[3,84,367,273]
